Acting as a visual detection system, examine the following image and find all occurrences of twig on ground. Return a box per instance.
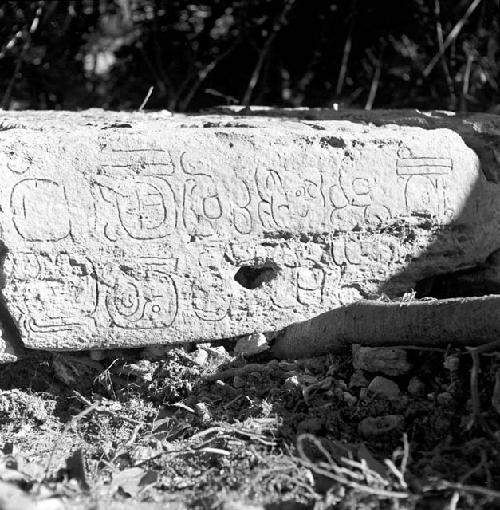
[296,434,408,500]
[430,481,500,500]
[449,491,460,510]
[465,345,498,439]
[459,449,488,484]
[73,391,143,425]
[400,433,409,482]
[467,347,482,427]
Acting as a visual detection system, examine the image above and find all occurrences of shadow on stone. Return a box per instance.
[0,240,25,361]
[215,109,500,358]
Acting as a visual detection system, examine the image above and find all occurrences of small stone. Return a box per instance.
[192,346,209,366]
[437,391,454,407]
[332,387,344,400]
[194,402,211,423]
[367,376,400,399]
[443,354,460,372]
[233,375,245,388]
[407,376,426,396]
[349,370,369,390]
[343,392,357,406]
[336,379,347,391]
[208,345,231,361]
[359,415,404,439]
[121,359,155,381]
[283,375,300,390]
[234,333,269,356]
[352,345,411,376]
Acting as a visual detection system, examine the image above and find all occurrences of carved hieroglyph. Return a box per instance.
[1,110,500,352]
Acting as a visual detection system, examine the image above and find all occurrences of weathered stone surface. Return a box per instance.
[234,333,269,356]
[352,345,411,376]
[1,109,500,354]
[367,376,401,399]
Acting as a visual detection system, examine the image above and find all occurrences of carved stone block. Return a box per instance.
[0,110,499,356]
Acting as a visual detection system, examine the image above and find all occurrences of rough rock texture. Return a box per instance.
[367,376,401,399]
[1,109,500,356]
[352,345,411,376]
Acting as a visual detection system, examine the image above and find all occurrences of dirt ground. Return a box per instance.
[0,339,499,510]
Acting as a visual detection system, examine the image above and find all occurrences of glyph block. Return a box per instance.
[0,110,499,354]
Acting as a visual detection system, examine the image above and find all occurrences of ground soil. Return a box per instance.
[0,341,499,510]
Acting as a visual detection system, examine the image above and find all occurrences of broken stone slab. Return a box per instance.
[1,110,500,359]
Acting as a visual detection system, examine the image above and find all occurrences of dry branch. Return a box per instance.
[272,295,500,359]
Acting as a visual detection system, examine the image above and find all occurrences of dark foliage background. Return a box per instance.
[0,0,499,112]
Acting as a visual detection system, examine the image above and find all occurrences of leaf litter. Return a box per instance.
[0,342,499,509]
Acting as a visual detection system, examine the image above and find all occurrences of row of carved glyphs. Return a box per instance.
[9,234,406,333]
[7,141,454,242]
[4,141,452,335]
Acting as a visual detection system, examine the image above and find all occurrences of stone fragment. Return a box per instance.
[120,360,154,381]
[342,391,357,406]
[367,376,400,399]
[234,333,269,356]
[192,346,209,366]
[283,375,300,390]
[194,402,211,423]
[233,375,245,388]
[1,110,500,356]
[352,345,411,376]
[359,415,405,439]
[443,354,460,372]
[436,391,454,407]
[348,370,369,390]
[407,376,426,396]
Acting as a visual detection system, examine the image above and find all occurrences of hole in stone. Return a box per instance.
[234,263,280,290]
[415,248,500,299]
